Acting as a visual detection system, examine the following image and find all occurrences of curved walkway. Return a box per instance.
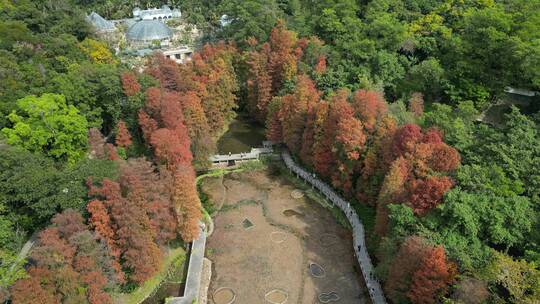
[281,150,387,304]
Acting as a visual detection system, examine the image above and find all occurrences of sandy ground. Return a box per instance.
[204,169,365,304]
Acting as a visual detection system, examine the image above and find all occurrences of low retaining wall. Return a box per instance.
[281,150,387,304]
[168,223,207,304]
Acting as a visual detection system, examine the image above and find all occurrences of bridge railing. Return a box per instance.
[281,150,387,304]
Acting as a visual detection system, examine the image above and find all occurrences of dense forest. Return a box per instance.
[1,0,540,303]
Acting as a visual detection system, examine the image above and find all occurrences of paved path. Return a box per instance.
[281,150,387,304]
[169,223,207,304]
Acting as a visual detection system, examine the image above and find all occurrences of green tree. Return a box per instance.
[481,251,540,303]
[2,94,88,163]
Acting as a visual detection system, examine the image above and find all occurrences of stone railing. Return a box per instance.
[281,150,387,304]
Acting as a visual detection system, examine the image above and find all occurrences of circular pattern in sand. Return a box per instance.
[291,189,304,199]
[309,262,326,278]
[270,231,287,243]
[318,291,340,303]
[319,233,339,247]
[213,287,236,304]
[265,289,288,304]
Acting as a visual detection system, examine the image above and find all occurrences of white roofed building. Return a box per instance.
[133,5,181,21]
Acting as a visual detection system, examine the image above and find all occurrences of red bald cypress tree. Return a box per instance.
[138,111,158,142]
[300,101,328,167]
[145,54,180,91]
[88,177,162,285]
[407,176,454,215]
[332,97,366,194]
[375,157,411,235]
[279,75,320,154]
[268,20,298,93]
[429,144,461,172]
[408,246,456,304]
[356,116,398,202]
[179,91,215,167]
[140,87,193,169]
[313,90,348,179]
[246,43,273,122]
[392,123,423,158]
[150,127,192,168]
[172,164,202,242]
[352,89,387,132]
[422,127,444,144]
[10,274,59,304]
[121,71,141,97]
[314,55,327,74]
[115,120,132,148]
[194,43,239,134]
[266,97,283,143]
[386,236,430,303]
[11,211,115,304]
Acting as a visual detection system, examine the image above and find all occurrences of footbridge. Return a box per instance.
[282,150,387,304]
[209,141,273,167]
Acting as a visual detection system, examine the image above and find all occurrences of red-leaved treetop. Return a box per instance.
[193,43,239,135]
[10,272,59,304]
[408,246,457,304]
[145,54,181,91]
[11,210,115,304]
[87,177,162,285]
[429,143,461,172]
[300,101,329,167]
[266,97,284,143]
[312,90,348,179]
[115,120,132,148]
[314,55,327,74]
[179,91,215,167]
[51,209,87,240]
[332,96,366,194]
[375,156,411,236]
[138,110,158,142]
[392,123,423,158]
[422,127,444,144]
[150,127,192,168]
[172,164,202,242]
[279,75,320,154]
[335,110,366,161]
[160,91,185,131]
[352,89,388,132]
[268,20,298,93]
[246,43,272,122]
[407,176,454,215]
[121,71,141,97]
[386,236,430,303]
[145,87,163,115]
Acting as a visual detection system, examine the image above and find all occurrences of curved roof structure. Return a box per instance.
[126,20,172,41]
[87,12,116,32]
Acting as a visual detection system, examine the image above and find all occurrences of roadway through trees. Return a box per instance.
[201,168,366,303]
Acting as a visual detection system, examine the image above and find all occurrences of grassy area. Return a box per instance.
[112,247,186,304]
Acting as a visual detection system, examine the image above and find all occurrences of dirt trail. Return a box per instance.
[203,169,366,304]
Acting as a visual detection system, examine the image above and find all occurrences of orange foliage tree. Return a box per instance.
[121,71,141,97]
[408,246,457,304]
[115,120,132,148]
[279,75,320,154]
[172,164,202,242]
